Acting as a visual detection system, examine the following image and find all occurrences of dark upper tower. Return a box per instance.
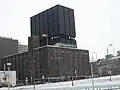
[30,5,77,48]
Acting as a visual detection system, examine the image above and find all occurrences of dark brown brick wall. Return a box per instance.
[33,46,90,78]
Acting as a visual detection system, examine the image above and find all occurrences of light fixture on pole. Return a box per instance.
[93,52,97,61]
[107,44,112,81]
[42,34,48,46]
[7,63,11,90]
[107,44,112,59]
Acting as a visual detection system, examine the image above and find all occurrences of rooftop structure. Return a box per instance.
[30,5,77,48]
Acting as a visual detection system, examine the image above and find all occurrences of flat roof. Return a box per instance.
[0,45,88,59]
[33,45,88,51]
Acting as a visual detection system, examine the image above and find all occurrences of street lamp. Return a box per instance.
[42,34,48,46]
[107,44,112,81]
[32,50,36,90]
[32,60,36,90]
[42,34,49,85]
[7,63,11,90]
[90,55,94,90]
[71,69,74,86]
[108,69,112,81]
[90,52,97,90]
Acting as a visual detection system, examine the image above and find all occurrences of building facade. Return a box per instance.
[96,52,120,77]
[0,36,18,58]
[0,45,90,84]
[0,51,28,84]
[33,46,90,78]
[18,44,28,53]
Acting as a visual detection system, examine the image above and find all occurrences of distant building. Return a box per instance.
[96,52,120,77]
[0,36,18,58]
[105,54,114,59]
[18,43,28,53]
[117,50,120,56]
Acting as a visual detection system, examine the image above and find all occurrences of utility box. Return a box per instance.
[0,71,16,86]
[117,51,120,56]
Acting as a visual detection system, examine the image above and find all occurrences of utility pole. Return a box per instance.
[32,46,36,90]
[90,62,94,90]
[7,63,11,90]
[33,58,35,89]
[107,44,112,81]
[90,52,97,90]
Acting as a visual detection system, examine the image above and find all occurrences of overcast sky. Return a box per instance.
[0,0,120,59]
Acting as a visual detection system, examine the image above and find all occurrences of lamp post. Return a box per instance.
[90,54,94,90]
[71,69,74,86]
[33,59,35,90]
[90,52,97,90]
[42,34,49,85]
[32,49,36,90]
[108,69,112,81]
[107,44,112,81]
[90,61,94,90]
[7,63,11,90]
[91,52,98,90]
[42,34,48,46]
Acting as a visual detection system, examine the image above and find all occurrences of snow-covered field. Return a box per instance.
[1,75,120,90]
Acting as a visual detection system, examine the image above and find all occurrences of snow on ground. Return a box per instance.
[1,75,120,90]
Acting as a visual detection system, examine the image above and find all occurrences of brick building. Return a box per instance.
[0,5,90,84]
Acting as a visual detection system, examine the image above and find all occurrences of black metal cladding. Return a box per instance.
[39,14,44,35]
[0,52,29,83]
[69,9,76,37]
[48,9,54,37]
[43,11,48,34]
[53,6,58,36]
[58,5,65,35]
[30,5,76,38]
[64,8,70,36]
[31,17,36,36]
[36,15,40,35]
